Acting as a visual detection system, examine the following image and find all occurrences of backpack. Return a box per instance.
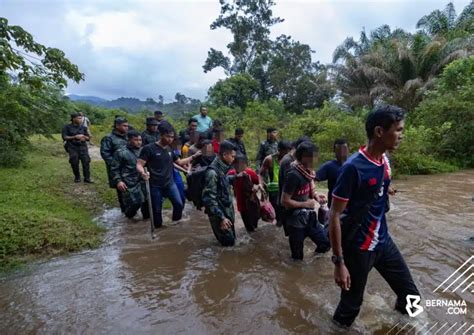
[186,166,210,210]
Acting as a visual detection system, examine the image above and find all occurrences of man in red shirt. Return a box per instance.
[228,153,263,232]
[212,128,225,154]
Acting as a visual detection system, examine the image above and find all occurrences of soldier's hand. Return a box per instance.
[117,181,128,192]
[141,171,150,181]
[220,218,233,231]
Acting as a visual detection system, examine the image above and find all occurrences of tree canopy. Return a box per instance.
[203,0,333,113]
[0,17,84,166]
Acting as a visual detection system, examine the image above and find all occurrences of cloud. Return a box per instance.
[66,11,155,53]
[1,0,471,101]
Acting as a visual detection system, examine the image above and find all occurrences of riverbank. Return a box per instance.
[0,135,116,271]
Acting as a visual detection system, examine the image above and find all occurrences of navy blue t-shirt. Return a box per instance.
[332,146,391,251]
[316,159,343,207]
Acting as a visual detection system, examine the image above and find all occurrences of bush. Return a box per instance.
[411,56,474,167]
[390,126,457,175]
[0,74,70,167]
[286,102,367,163]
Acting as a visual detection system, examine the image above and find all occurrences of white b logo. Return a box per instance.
[406,295,424,317]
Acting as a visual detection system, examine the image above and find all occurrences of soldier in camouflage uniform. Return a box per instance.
[141,117,160,146]
[100,117,129,211]
[110,131,149,219]
[255,127,279,169]
[202,141,237,247]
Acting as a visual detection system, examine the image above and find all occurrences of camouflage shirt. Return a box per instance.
[110,145,141,187]
[141,129,160,146]
[256,139,278,169]
[202,157,235,222]
[110,145,145,206]
[100,130,128,187]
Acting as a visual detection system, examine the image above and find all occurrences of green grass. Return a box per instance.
[0,134,116,271]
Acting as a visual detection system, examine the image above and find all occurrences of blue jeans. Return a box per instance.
[173,169,186,204]
[150,182,184,228]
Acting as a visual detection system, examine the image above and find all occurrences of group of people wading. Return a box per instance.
[62,104,420,328]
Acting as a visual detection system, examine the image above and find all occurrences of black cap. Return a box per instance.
[154,110,163,116]
[114,117,128,126]
[146,117,159,126]
[267,127,277,133]
[127,130,141,139]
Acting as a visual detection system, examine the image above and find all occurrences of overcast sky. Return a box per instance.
[2,0,471,101]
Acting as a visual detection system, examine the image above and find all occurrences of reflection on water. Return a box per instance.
[1,170,473,334]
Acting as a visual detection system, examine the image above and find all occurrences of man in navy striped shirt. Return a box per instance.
[328,105,420,328]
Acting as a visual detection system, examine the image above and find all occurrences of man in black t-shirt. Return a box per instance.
[137,123,200,228]
[281,141,330,260]
[278,136,311,236]
[179,118,198,145]
[226,128,247,157]
[62,113,91,183]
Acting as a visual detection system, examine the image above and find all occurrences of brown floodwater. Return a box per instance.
[0,170,473,334]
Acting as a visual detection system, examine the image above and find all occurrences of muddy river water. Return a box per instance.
[1,170,473,334]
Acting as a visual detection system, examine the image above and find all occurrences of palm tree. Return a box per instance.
[332,2,474,111]
[416,1,473,36]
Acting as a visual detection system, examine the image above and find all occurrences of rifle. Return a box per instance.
[144,167,155,239]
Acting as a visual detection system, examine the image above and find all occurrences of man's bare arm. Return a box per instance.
[328,198,351,291]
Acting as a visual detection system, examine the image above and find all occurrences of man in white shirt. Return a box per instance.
[79,112,91,129]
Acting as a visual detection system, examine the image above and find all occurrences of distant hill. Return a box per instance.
[67,94,202,118]
[67,94,107,104]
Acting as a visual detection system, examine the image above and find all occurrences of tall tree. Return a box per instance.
[175,92,189,104]
[204,0,334,112]
[158,94,164,106]
[267,35,334,113]
[203,0,283,75]
[416,1,474,36]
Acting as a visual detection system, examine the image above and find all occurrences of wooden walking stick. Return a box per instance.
[144,167,155,239]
